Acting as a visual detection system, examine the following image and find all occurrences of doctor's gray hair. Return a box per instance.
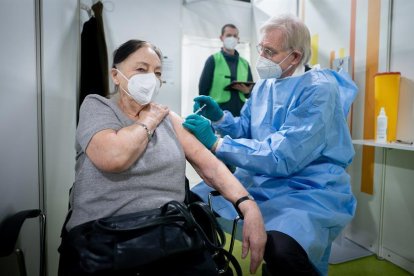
[260,14,311,65]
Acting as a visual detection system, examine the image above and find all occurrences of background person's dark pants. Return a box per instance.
[263,230,319,275]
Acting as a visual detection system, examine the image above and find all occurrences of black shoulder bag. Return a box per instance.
[58,200,242,275]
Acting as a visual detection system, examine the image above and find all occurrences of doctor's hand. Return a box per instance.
[182,114,218,150]
[193,96,224,122]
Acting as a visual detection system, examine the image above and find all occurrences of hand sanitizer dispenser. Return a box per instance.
[376,107,388,143]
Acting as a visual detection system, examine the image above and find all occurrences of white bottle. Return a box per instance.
[376,107,388,143]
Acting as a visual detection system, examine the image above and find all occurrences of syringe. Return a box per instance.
[194,104,207,115]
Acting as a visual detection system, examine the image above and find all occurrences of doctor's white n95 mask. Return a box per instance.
[255,52,293,79]
[223,37,238,50]
[117,70,161,105]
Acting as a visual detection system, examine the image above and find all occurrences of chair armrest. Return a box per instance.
[207,191,241,255]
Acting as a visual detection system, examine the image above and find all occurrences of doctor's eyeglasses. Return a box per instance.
[256,44,276,59]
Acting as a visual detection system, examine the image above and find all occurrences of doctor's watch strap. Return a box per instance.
[234,194,255,220]
[135,121,153,142]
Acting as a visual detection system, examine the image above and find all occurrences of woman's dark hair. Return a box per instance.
[112,39,163,68]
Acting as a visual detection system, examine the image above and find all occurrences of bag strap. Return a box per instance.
[188,201,225,250]
[217,248,243,276]
[95,201,196,233]
[184,177,190,205]
[162,200,198,230]
[95,215,186,233]
[188,201,243,276]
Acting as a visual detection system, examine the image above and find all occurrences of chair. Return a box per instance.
[207,190,271,276]
[207,190,243,275]
[0,209,46,276]
[208,191,241,255]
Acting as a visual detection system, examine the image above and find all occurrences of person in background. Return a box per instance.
[199,23,254,117]
[183,14,358,276]
[58,39,266,275]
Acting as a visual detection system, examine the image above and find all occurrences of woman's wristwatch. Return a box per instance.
[234,194,254,220]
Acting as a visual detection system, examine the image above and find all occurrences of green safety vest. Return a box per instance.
[209,52,249,103]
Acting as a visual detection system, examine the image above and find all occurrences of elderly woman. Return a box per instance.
[59,39,266,275]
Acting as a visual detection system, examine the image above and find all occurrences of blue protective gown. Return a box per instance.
[192,69,358,275]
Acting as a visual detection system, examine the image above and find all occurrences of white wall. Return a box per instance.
[304,1,351,68]
[42,0,79,275]
[0,1,41,275]
[252,0,297,37]
[101,0,183,113]
[391,0,414,142]
[0,1,79,275]
[183,0,252,41]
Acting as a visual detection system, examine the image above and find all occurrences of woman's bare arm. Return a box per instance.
[85,103,169,173]
[169,111,267,274]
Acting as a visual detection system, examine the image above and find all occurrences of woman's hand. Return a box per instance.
[138,103,169,130]
[239,200,267,274]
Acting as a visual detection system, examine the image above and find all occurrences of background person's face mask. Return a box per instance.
[223,36,238,50]
[255,51,293,79]
[117,70,161,105]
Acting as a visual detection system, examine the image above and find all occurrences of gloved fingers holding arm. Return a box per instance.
[193,96,224,122]
[182,114,218,150]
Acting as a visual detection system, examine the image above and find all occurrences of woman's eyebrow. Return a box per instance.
[133,61,161,70]
[132,61,149,67]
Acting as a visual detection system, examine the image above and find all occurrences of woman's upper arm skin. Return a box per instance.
[86,127,146,173]
[85,128,120,171]
[169,112,218,179]
[169,112,251,205]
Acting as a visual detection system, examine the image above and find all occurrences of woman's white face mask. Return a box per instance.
[116,69,161,105]
[255,51,293,79]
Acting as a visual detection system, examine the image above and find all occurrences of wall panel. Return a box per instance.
[0,0,41,275]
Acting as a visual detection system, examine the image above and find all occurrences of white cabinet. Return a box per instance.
[382,149,414,273]
[349,140,414,274]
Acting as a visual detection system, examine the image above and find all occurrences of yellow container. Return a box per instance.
[374,72,401,142]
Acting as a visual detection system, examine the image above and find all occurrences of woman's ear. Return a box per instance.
[111,68,120,85]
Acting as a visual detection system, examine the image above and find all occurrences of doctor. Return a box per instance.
[183,14,358,275]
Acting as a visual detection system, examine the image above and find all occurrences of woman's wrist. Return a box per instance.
[135,121,153,142]
[234,194,255,219]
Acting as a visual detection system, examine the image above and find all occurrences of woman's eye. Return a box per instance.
[136,68,146,72]
[155,72,162,77]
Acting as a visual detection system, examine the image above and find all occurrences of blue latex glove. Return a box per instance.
[193,96,224,122]
[182,114,218,150]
